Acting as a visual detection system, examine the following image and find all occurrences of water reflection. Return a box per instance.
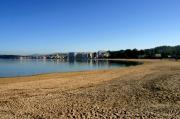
[0,59,140,77]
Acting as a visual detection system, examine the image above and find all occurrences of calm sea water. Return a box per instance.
[0,59,139,77]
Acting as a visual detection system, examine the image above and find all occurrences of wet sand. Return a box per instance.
[0,59,180,119]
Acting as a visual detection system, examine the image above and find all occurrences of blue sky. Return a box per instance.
[0,0,180,54]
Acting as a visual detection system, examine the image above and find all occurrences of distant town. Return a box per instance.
[20,51,110,60]
[0,45,180,60]
[0,51,110,60]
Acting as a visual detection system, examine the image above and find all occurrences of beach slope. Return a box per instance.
[0,60,180,118]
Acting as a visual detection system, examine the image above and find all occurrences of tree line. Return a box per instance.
[109,45,180,59]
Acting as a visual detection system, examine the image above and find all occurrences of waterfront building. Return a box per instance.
[75,52,89,60]
[90,52,96,59]
[68,52,75,61]
[97,51,110,59]
[104,51,110,58]
[155,54,162,58]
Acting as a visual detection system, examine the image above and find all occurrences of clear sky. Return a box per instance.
[0,0,180,54]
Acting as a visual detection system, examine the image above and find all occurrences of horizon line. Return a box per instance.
[0,45,180,56]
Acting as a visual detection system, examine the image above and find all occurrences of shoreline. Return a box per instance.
[0,59,145,84]
[0,59,142,79]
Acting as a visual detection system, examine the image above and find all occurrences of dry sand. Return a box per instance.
[0,59,179,119]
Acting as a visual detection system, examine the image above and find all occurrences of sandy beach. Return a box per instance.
[0,59,180,119]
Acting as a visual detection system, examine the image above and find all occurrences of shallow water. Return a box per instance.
[0,59,139,77]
